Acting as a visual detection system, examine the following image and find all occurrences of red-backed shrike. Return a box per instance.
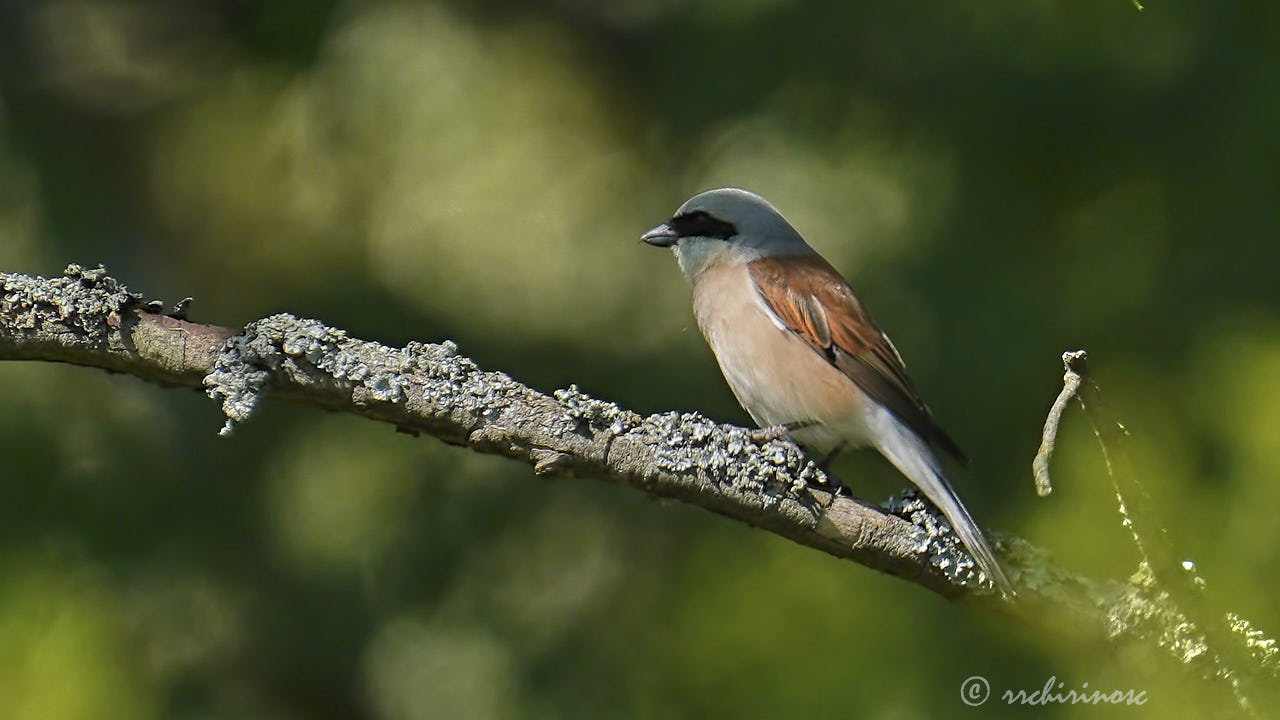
[643,187,1013,596]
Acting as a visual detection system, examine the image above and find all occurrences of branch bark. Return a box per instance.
[1,265,1275,703]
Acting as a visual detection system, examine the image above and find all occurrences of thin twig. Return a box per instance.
[1031,349,1086,496]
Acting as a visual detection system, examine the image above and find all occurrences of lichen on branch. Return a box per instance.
[2,264,1276,705]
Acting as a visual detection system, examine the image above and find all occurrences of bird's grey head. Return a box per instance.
[641,188,814,280]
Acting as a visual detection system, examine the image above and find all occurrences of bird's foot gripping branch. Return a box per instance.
[1,264,1276,710]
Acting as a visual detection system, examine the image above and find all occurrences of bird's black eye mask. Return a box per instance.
[668,210,737,240]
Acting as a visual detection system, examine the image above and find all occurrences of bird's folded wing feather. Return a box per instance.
[747,254,968,464]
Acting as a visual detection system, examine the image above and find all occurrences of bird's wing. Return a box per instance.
[747,254,967,464]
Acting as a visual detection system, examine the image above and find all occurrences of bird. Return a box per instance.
[641,187,1014,597]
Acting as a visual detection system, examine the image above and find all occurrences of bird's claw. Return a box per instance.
[748,419,817,443]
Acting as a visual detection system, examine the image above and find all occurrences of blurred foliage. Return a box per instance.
[1,0,1279,717]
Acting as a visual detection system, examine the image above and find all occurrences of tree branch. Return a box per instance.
[1034,350,1278,714]
[1,265,1275,699]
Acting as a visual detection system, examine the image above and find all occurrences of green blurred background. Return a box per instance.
[1,0,1278,717]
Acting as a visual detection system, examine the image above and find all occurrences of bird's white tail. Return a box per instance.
[867,404,1015,597]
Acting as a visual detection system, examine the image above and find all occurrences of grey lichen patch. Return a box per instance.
[205,313,420,435]
[1097,563,1269,691]
[632,410,824,506]
[1226,613,1280,672]
[550,384,830,506]
[1009,541,1260,683]
[1,264,143,341]
[1103,570,1212,668]
[204,315,530,438]
[203,331,273,436]
[551,384,827,506]
[883,490,992,593]
[554,384,642,437]
[408,341,529,429]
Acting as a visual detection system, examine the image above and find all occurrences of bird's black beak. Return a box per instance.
[641,223,678,247]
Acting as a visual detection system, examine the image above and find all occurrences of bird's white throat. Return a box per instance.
[673,238,758,282]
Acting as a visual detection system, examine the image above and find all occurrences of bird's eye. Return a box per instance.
[669,211,737,240]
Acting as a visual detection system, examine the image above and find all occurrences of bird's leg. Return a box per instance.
[812,442,850,497]
[817,442,847,473]
[748,419,817,443]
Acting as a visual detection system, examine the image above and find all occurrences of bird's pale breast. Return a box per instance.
[691,261,874,453]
